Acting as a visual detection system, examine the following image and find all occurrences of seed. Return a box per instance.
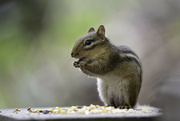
[42,110,51,114]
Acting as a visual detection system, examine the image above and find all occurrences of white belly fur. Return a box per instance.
[97,74,129,106]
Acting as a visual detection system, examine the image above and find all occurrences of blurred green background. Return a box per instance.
[0,0,124,108]
[0,1,180,120]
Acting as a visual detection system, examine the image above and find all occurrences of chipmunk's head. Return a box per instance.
[71,25,109,61]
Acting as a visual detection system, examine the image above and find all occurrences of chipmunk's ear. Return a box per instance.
[97,25,105,40]
[88,27,95,33]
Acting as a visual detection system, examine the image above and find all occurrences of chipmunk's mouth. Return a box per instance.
[78,57,86,62]
[75,57,92,64]
[73,57,86,63]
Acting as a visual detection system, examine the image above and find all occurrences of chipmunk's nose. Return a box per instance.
[71,52,78,58]
[71,52,74,57]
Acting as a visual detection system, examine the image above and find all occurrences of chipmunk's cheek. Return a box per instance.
[87,59,94,64]
[80,58,93,64]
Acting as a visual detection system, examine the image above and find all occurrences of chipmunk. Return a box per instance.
[71,25,142,109]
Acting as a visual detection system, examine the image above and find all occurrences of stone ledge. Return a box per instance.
[0,105,162,121]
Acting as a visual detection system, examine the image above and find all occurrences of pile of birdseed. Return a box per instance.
[16,104,158,115]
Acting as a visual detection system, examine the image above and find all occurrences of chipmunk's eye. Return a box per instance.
[84,40,93,46]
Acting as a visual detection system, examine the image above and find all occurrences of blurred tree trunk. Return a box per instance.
[17,0,47,40]
[0,0,48,41]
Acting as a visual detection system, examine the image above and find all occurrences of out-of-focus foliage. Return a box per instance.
[0,0,180,120]
[0,0,126,108]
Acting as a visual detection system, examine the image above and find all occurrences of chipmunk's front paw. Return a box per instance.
[73,59,88,68]
[73,61,80,68]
